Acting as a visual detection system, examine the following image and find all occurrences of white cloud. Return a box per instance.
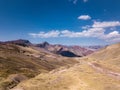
[29,30,60,38]
[29,21,120,43]
[83,0,88,3]
[78,15,91,20]
[60,28,120,43]
[29,28,105,38]
[102,31,120,42]
[92,21,120,28]
[60,28,105,38]
[61,30,83,37]
[106,31,120,38]
[82,25,91,29]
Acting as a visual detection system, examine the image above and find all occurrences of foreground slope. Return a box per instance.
[13,43,120,90]
[0,41,79,90]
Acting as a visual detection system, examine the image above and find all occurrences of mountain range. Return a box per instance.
[2,39,99,57]
[0,39,119,90]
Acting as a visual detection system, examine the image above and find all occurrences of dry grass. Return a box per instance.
[12,43,120,90]
[14,63,120,90]
[0,43,79,89]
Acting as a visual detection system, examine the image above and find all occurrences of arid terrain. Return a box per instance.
[0,40,120,90]
[1,0,120,90]
[0,40,81,90]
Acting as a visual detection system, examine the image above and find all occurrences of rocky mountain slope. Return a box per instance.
[13,43,120,90]
[36,42,94,57]
[2,39,94,57]
[0,40,79,90]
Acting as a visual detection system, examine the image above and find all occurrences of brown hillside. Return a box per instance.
[13,43,120,90]
[0,43,79,90]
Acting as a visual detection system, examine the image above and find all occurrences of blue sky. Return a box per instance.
[0,0,120,45]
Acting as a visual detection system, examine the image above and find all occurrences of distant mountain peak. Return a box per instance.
[36,41,50,48]
[42,41,49,46]
[4,39,31,46]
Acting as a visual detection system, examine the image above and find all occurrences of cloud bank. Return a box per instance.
[92,21,120,28]
[29,31,60,38]
[29,21,120,43]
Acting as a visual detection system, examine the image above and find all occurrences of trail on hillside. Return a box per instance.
[87,62,120,80]
[11,58,120,90]
[76,58,120,80]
